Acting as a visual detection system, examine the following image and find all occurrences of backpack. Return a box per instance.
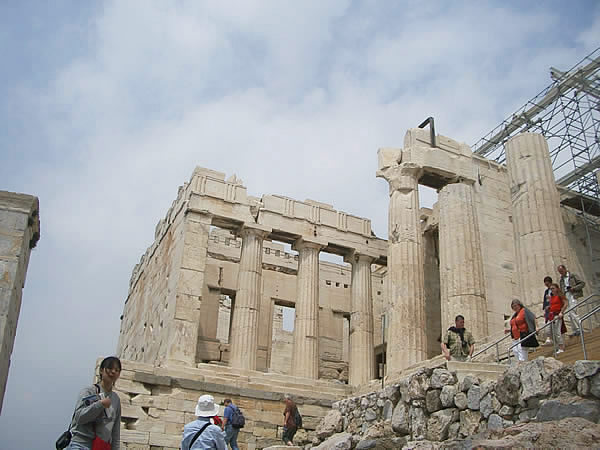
[230,405,245,429]
[294,407,302,429]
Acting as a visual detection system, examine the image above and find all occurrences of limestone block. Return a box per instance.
[440,385,457,408]
[592,373,600,399]
[177,268,204,297]
[537,393,600,423]
[425,389,443,413]
[134,418,166,433]
[430,369,457,388]
[121,430,150,444]
[409,407,426,440]
[459,410,481,436]
[147,408,184,423]
[391,402,409,435]
[574,360,600,379]
[426,408,458,441]
[495,366,521,406]
[377,148,402,171]
[121,404,149,420]
[578,378,591,397]
[149,432,181,448]
[467,385,481,410]
[118,379,152,395]
[551,366,577,396]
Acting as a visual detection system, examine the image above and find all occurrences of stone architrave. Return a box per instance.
[506,133,571,309]
[345,252,375,386]
[229,225,271,370]
[379,162,427,373]
[291,238,326,379]
[438,181,488,340]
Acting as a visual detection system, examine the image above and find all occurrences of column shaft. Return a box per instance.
[229,228,266,370]
[439,182,488,340]
[348,254,375,386]
[506,133,571,309]
[291,241,321,379]
[385,163,427,373]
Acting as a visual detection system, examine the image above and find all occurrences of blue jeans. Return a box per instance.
[225,424,239,450]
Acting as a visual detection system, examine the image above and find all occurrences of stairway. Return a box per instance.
[446,360,506,382]
[528,326,600,363]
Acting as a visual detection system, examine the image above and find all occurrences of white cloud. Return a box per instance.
[1,1,598,447]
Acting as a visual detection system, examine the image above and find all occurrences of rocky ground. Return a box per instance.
[305,359,600,450]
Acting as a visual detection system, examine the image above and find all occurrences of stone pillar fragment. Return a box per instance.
[0,192,39,414]
[379,163,427,373]
[346,252,375,386]
[439,182,488,340]
[291,239,324,379]
[506,133,571,309]
[229,226,270,370]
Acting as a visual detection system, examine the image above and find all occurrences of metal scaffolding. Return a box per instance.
[472,47,600,215]
[472,47,600,266]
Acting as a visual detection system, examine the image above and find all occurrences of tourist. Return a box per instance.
[282,396,299,446]
[64,356,122,450]
[557,264,586,336]
[548,283,568,354]
[181,394,226,450]
[222,398,240,450]
[441,315,475,362]
[507,299,538,361]
[542,276,553,345]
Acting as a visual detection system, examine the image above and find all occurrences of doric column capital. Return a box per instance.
[344,250,375,265]
[377,162,422,195]
[292,237,327,252]
[237,223,272,240]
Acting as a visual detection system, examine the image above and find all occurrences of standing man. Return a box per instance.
[441,315,475,362]
[181,395,226,450]
[222,398,240,450]
[557,264,586,336]
[542,276,553,345]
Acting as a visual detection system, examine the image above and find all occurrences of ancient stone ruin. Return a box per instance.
[111,129,598,448]
[0,191,39,415]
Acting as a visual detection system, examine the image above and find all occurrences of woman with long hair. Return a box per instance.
[65,356,122,450]
[282,396,298,446]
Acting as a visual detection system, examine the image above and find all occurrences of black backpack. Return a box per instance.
[294,407,302,429]
[230,405,245,429]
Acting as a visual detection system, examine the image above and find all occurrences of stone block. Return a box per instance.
[537,393,600,423]
[149,432,181,448]
[574,361,600,379]
[121,430,150,444]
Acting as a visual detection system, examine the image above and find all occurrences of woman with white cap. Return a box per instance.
[181,395,226,450]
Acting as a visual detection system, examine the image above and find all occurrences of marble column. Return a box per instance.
[439,181,488,340]
[346,252,375,386]
[229,226,270,370]
[291,239,324,379]
[506,133,571,309]
[380,162,427,373]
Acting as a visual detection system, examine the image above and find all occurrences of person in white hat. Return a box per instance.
[181,395,226,450]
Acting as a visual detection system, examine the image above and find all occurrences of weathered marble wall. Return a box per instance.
[0,191,39,414]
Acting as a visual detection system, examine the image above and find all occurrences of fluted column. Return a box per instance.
[291,239,324,379]
[439,181,488,340]
[346,252,375,386]
[229,225,270,370]
[380,162,427,373]
[506,133,571,309]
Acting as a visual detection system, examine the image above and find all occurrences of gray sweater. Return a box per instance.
[70,384,121,449]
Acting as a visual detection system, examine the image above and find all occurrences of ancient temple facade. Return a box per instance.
[113,130,598,449]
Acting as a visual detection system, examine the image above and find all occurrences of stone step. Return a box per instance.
[446,361,507,382]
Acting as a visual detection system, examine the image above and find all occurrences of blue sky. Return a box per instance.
[0,1,598,448]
